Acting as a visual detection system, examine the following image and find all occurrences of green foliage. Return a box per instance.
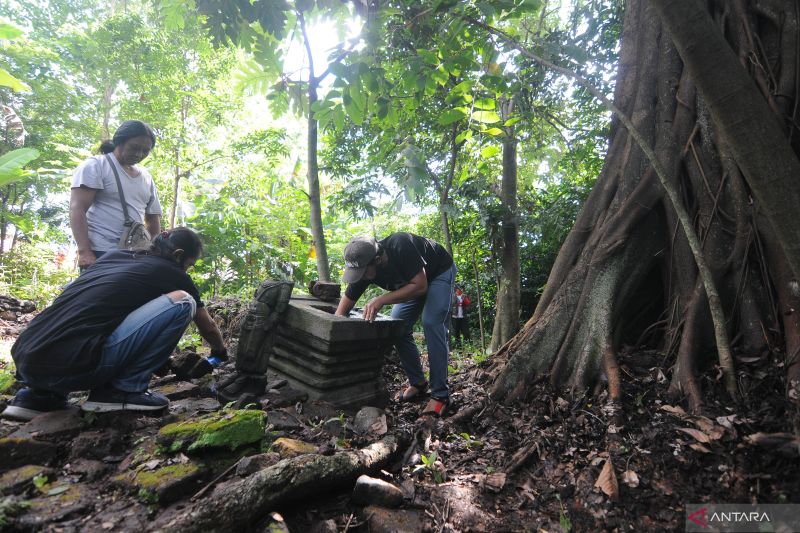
[0,242,75,308]
[413,451,444,484]
[0,496,29,527]
[0,148,39,187]
[31,474,48,490]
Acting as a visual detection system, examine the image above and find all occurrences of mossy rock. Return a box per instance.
[0,371,16,394]
[113,462,204,503]
[158,409,266,452]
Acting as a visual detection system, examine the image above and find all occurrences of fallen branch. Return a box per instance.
[504,439,540,474]
[151,436,398,532]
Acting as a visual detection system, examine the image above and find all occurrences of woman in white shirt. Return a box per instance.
[69,120,162,270]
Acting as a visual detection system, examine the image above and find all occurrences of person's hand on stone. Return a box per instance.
[363,296,385,322]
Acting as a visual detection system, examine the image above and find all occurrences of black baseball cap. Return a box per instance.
[343,236,379,283]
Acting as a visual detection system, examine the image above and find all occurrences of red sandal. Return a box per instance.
[396,381,428,402]
[420,397,452,418]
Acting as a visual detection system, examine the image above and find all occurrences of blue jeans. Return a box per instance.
[24,293,196,395]
[391,264,456,399]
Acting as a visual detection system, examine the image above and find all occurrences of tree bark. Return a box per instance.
[489,0,797,408]
[652,0,800,281]
[490,99,521,352]
[151,436,397,532]
[300,12,331,282]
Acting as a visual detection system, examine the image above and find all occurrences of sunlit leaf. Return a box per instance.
[471,110,501,124]
[480,145,500,158]
[437,108,468,126]
[473,98,495,110]
[0,148,39,187]
[0,67,30,92]
[0,21,24,40]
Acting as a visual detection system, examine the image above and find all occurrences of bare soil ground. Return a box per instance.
[0,296,798,532]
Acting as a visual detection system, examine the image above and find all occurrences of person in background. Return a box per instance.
[450,285,471,347]
[335,232,456,418]
[70,120,162,270]
[2,228,226,421]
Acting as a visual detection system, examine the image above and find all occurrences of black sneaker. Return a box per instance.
[2,387,68,421]
[81,388,169,413]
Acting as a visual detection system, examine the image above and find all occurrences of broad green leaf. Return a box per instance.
[0,148,40,183]
[437,108,468,126]
[471,110,501,124]
[455,130,473,144]
[0,67,30,92]
[503,117,522,127]
[0,22,23,40]
[344,97,364,125]
[432,65,449,86]
[450,80,472,94]
[483,127,504,136]
[480,145,501,158]
[473,98,495,110]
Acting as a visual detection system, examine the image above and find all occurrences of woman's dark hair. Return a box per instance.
[99,120,157,154]
[145,227,203,268]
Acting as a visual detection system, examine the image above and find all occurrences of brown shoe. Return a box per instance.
[396,381,429,402]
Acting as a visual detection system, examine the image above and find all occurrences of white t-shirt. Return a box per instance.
[71,153,162,252]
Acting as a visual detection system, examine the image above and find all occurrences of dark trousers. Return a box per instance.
[451,316,470,345]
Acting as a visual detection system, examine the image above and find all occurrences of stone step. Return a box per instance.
[277,323,396,355]
[271,343,384,375]
[268,354,381,389]
[268,369,388,408]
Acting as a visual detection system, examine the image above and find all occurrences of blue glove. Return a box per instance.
[207,347,228,368]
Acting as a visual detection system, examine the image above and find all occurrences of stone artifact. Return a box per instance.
[308,280,341,302]
[217,280,294,403]
[268,295,404,407]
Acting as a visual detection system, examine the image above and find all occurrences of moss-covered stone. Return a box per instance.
[0,465,54,495]
[272,437,317,458]
[113,462,204,504]
[158,409,265,452]
[0,371,15,394]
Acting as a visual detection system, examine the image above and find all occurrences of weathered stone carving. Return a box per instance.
[217,280,294,403]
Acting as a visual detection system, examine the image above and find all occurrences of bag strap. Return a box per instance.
[104,154,132,223]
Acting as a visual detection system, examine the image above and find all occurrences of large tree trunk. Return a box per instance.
[490,0,798,410]
[489,114,521,352]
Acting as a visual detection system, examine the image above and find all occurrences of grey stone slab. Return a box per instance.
[277,323,397,356]
[269,354,380,389]
[267,370,389,408]
[282,298,405,345]
[275,329,393,361]
[272,344,383,376]
[10,408,85,441]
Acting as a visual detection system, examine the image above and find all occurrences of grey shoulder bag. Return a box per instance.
[105,154,152,250]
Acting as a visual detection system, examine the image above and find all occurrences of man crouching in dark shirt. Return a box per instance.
[2,227,227,420]
[335,232,456,418]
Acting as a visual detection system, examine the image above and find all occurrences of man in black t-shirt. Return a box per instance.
[335,232,456,417]
[2,228,227,421]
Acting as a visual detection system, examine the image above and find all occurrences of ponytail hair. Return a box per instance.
[97,120,157,154]
[146,227,203,268]
[99,140,116,154]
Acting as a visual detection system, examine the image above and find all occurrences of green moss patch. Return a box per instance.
[0,372,16,394]
[113,462,204,504]
[158,409,266,452]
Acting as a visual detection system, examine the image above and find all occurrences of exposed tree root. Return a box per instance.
[151,436,398,533]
